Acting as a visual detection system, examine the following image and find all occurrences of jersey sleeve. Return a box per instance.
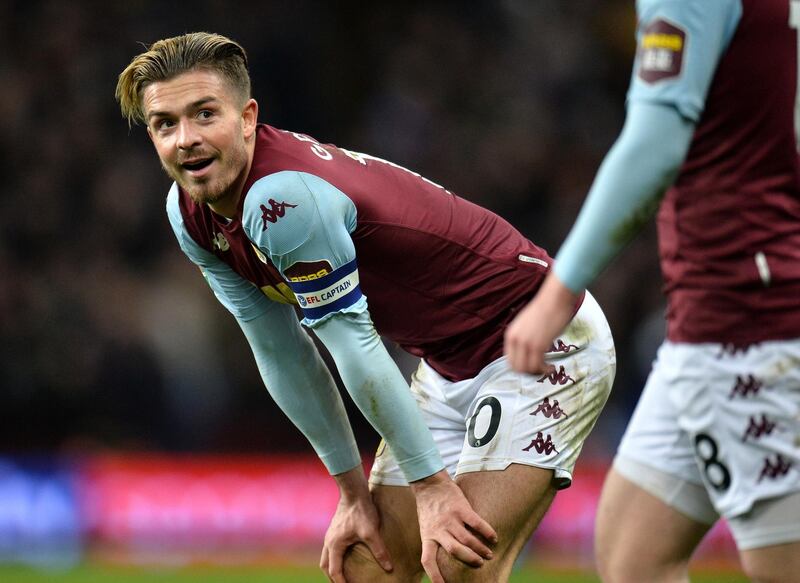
[241,171,365,327]
[167,185,362,475]
[166,185,272,322]
[241,171,445,482]
[628,0,742,121]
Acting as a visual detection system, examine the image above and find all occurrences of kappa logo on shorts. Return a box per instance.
[546,339,579,354]
[729,374,764,399]
[742,414,778,443]
[717,343,755,358]
[757,454,793,483]
[537,366,575,386]
[522,432,559,455]
[530,397,569,419]
[260,199,297,231]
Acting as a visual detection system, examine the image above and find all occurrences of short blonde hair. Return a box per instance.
[116,32,250,126]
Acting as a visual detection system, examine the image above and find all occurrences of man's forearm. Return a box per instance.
[312,310,445,483]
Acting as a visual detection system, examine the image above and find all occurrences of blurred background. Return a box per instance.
[0,0,740,580]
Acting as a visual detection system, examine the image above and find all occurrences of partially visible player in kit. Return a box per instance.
[117,33,616,583]
[505,1,800,582]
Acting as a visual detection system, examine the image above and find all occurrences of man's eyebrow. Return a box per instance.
[147,97,219,120]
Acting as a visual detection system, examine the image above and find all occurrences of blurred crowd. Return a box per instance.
[0,0,666,458]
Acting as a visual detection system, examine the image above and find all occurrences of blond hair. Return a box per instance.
[116,32,250,126]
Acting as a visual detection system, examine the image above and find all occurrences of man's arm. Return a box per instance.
[241,170,497,582]
[166,186,361,475]
[505,0,742,373]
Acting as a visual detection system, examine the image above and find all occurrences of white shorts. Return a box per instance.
[616,339,800,548]
[370,292,616,490]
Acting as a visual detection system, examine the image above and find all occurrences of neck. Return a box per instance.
[208,137,256,219]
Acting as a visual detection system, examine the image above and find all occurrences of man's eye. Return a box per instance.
[157,119,174,130]
[198,110,213,120]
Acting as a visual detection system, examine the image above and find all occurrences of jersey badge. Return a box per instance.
[211,232,230,252]
[260,199,297,231]
[637,18,686,84]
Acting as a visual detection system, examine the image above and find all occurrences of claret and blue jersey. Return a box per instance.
[168,123,553,381]
[555,0,800,346]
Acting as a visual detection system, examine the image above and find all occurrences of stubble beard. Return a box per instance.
[165,139,249,206]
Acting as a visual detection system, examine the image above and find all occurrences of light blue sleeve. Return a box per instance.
[166,184,272,322]
[629,0,742,121]
[238,308,362,475]
[241,171,366,327]
[166,184,361,475]
[241,171,445,482]
[554,101,695,292]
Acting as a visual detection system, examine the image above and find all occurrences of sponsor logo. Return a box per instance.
[729,375,764,399]
[637,18,686,83]
[530,397,569,419]
[211,232,230,252]
[260,199,297,231]
[522,431,559,455]
[742,415,778,442]
[757,454,793,483]
[289,268,330,282]
[537,366,575,386]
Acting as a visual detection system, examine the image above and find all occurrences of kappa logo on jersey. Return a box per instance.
[260,199,297,231]
[638,18,686,83]
[211,232,230,252]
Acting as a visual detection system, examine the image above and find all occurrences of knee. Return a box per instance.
[436,549,510,583]
[342,543,422,583]
[594,546,689,583]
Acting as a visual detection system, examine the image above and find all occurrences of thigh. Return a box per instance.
[342,485,424,582]
[732,490,800,581]
[595,467,712,582]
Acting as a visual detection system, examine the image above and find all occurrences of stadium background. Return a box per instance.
[0,1,744,580]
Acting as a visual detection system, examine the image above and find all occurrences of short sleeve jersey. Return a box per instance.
[174,124,555,381]
[629,0,800,345]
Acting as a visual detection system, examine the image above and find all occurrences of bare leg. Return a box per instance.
[740,542,800,583]
[594,468,711,583]
[342,484,425,582]
[435,463,557,582]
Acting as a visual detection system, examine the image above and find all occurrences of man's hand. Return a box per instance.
[321,467,393,583]
[409,470,497,583]
[505,273,581,373]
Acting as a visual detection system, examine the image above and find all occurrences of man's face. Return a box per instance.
[143,69,255,206]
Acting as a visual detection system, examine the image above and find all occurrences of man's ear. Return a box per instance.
[242,98,258,139]
[146,124,153,142]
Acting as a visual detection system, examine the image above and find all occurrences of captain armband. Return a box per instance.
[286,259,363,320]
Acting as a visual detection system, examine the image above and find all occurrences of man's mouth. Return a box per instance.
[181,158,214,172]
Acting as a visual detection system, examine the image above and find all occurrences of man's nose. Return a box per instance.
[176,120,201,150]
